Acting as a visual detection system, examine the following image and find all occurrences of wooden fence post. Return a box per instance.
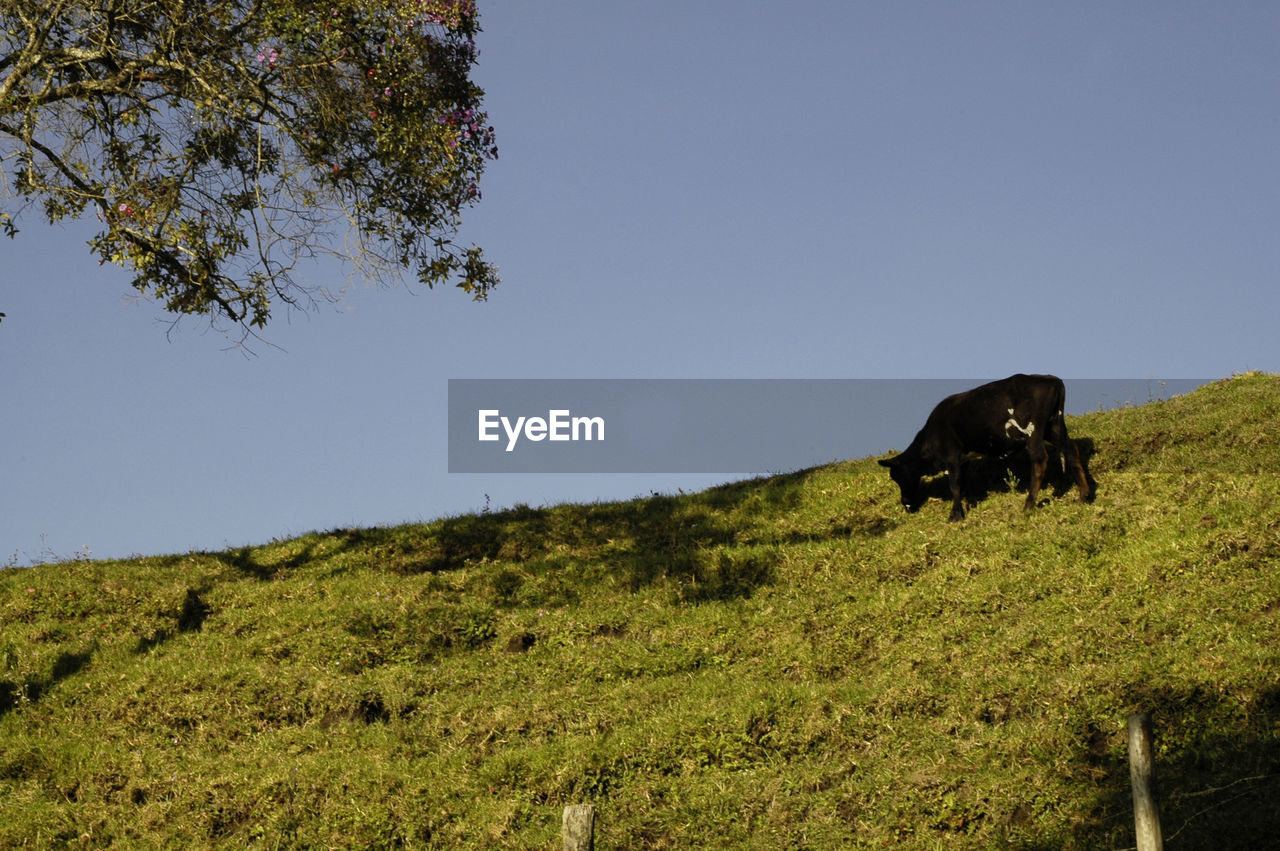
[1127,713,1163,851]
[562,804,595,851]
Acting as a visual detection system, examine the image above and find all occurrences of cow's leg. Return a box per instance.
[1049,414,1092,502]
[1063,437,1091,501]
[1025,436,1048,511]
[947,459,965,521]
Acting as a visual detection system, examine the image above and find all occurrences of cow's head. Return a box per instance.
[878,454,925,512]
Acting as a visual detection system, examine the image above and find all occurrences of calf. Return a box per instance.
[878,374,1092,521]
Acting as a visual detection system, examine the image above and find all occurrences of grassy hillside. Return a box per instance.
[3,373,1279,848]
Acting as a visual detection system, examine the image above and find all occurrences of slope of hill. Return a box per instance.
[3,373,1279,848]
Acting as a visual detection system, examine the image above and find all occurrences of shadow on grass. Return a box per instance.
[308,467,841,601]
[1062,684,1280,849]
[0,648,93,718]
[410,483,801,602]
[133,587,213,654]
[195,463,881,603]
[210,541,330,581]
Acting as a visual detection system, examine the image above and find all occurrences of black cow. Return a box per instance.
[878,374,1092,521]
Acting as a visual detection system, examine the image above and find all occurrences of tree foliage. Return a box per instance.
[0,0,498,331]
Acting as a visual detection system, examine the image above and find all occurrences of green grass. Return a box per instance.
[3,373,1279,848]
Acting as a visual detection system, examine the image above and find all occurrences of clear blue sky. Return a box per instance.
[4,2,1278,563]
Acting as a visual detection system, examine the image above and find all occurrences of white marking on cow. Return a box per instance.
[1004,409,1035,438]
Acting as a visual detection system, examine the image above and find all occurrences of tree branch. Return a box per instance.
[2,0,499,332]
